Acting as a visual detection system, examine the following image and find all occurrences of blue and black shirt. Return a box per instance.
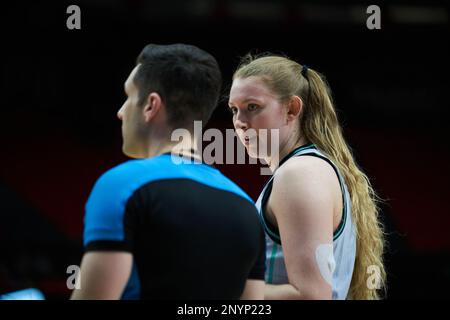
[84,153,265,299]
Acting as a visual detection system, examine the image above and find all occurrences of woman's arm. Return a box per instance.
[241,279,265,300]
[265,156,341,300]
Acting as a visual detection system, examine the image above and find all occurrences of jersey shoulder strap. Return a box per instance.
[260,143,347,243]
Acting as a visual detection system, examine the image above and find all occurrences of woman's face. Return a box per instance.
[228,76,289,159]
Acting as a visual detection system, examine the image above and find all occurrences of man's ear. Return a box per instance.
[286,95,302,123]
[142,92,162,123]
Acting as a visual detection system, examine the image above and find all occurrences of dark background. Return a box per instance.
[0,0,449,299]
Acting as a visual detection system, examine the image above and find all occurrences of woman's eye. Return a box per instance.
[248,104,258,111]
[229,107,238,115]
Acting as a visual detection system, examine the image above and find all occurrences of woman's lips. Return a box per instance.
[243,135,256,146]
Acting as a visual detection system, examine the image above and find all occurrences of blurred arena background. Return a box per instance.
[0,0,449,299]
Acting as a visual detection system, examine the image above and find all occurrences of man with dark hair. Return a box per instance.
[133,44,221,131]
[70,44,265,299]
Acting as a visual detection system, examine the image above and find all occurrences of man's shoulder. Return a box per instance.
[98,159,144,181]
[86,158,167,206]
[209,173,255,206]
[91,155,255,206]
[94,156,174,188]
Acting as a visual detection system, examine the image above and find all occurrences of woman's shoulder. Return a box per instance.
[275,154,337,183]
[268,154,340,223]
[271,154,341,206]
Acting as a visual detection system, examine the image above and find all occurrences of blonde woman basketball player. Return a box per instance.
[228,54,386,300]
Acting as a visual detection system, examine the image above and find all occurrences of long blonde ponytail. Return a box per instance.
[303,68,386,299]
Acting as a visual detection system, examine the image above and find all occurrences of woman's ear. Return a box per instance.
[142,92,162,122]
[286,95,302,123]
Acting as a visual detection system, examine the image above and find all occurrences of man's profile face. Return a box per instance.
[117,65,146,158]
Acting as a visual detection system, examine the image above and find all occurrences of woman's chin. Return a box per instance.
[246,145,262,159]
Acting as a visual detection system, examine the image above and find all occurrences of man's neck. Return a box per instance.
[145,135,201,161]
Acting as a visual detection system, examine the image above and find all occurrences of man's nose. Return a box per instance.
[117,105,124,120]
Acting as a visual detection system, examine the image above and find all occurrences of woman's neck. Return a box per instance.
[266,135,308,172]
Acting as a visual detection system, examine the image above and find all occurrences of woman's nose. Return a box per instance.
[234,113,248,131]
